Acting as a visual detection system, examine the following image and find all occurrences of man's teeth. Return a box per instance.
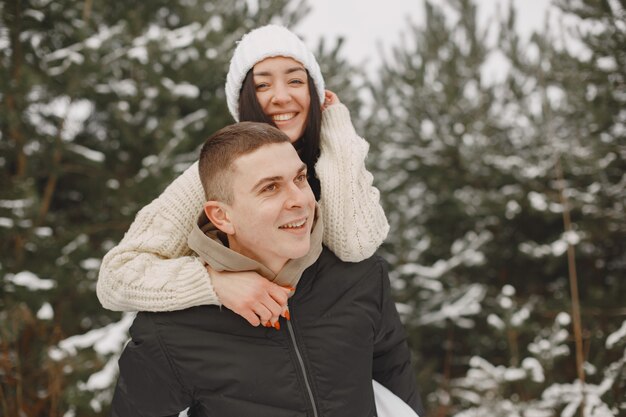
[272,113,296,122]
[280,219,306,229]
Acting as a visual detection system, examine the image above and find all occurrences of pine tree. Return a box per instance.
[314,35,366,123]
[458,0,626,414]
[366,0,509,410]
[365,0,625,414]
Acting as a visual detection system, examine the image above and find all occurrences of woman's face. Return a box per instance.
[253,56,311,142]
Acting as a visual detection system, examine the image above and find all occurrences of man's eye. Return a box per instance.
[263,184,277,192]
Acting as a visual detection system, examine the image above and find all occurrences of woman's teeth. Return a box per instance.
[272,113,296,122]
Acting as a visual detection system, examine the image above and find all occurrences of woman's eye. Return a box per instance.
[289,79,305,85]
[255,83,269,90]
[295,174,307,183]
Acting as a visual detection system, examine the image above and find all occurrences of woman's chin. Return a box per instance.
[276,123,305,143]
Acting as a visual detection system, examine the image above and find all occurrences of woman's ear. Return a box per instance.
[204,202,235,235]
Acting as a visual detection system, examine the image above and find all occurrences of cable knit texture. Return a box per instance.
[317,104,390,261]
[97,161,219,311]
[97,104,389,311]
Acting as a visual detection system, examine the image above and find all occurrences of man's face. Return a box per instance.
[222,142,315,272]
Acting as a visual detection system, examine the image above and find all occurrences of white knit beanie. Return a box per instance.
[226,25,325,122]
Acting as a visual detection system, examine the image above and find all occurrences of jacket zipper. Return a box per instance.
[286,317,319,417]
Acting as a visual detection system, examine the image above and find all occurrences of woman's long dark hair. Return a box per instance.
[238,69,322,200]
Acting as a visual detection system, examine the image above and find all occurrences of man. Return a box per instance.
[111,122,423,416]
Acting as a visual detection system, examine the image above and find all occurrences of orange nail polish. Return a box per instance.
[284,310,291,321]
[274,321,280,330]
[265,321,271,327]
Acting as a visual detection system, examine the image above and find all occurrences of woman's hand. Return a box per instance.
[208,265,291,329]
[322,90,341,111]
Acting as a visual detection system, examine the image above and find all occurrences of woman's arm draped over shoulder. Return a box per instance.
[316,103,390,262]
[97,162,220,312]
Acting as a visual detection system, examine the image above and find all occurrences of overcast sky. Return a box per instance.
[298,0,553,76]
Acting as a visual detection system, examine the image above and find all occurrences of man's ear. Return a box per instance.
[204,201,235,235]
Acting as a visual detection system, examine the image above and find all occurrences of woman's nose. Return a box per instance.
[271,84,291,104]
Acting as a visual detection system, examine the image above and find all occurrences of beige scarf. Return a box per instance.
[187,206,323,288]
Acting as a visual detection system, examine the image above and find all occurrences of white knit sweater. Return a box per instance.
[96,104,389,311]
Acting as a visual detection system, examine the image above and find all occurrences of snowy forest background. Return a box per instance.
[1,0,625,416]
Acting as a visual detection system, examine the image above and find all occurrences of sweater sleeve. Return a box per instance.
[96,162,220,312]
[316,103,390,262]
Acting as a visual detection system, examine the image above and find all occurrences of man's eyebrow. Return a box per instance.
[251,164,307,192]
[253,67,306,77]
[251,175,283,192]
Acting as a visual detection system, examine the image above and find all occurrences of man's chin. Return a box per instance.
[285,243,311,260]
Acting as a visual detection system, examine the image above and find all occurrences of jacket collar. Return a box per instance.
[187,205,323,288]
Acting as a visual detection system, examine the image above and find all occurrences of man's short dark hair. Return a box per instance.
[198,122,291,203]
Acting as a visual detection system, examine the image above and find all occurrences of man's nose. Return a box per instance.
[284,182,310,208]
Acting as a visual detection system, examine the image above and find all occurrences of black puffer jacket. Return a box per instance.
[112,248,424,417]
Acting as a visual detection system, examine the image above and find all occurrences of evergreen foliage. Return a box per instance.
[366,0,625,415]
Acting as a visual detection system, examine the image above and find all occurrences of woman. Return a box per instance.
[96,24,389,326]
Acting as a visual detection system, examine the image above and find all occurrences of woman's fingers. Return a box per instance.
[259,286,292,327]
[322,89,341,110]
[253,303,274,326]
[208,266,291,328]
[268,285,291,306]
[240,309,262,327]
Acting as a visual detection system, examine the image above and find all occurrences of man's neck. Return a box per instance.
[227,238,288,275]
